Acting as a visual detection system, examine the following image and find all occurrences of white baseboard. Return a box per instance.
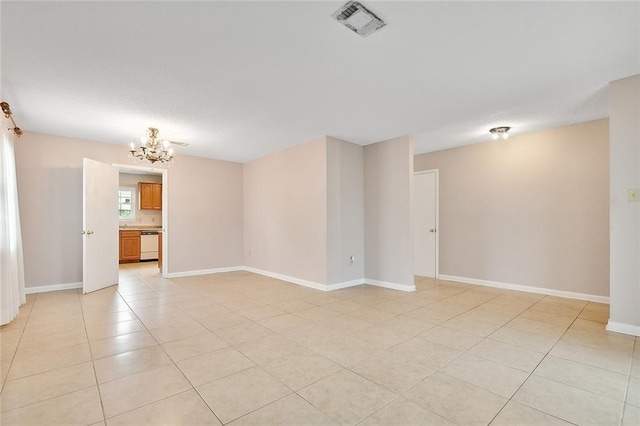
[606,320,640,337]
[437,274,609,304]
[243,267,333,291]
[326,279,366,291]
[243,268,417,293]
[164,265,363,292]
[167,265,418,293]
[23,270,412,296]
[164,266,245,279]
[364,278,416,292]
[25,282,83,294]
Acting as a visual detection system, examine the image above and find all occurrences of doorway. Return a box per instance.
[413,170,439,278]
[82,159,168,294]
[115,163,167,278]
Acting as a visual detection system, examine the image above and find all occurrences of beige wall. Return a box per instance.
[167,153,243,274]
[243,137,328,285]
[364,136,415,289]
[15,131,243,288]
[18,121,613,298]
[119,172,162,226]
[609,74,640,333]
[414,119,610,297]
[327,137,364,285]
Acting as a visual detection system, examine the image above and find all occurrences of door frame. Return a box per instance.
[113,163,169,278]
[414,169,440,278]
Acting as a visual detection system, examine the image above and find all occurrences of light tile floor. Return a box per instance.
[1,263,638,425]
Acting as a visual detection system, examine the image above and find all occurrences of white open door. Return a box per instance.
[83,158,119,293]
[414,170,438,278]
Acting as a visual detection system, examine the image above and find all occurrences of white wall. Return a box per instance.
[608,74,640,335]
[15,132,243,288]
[243,137,328,285]
[326,137,364,285]
[364,136,415,290]
[414,119,610,298]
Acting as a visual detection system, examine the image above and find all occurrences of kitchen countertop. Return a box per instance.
[119,226,163,231]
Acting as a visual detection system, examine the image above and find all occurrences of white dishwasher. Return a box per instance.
[140,230,159,260]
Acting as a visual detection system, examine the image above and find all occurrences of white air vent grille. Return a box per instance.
[332,1,386,38]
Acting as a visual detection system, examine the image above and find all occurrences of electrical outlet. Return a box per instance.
[629,189,640,203]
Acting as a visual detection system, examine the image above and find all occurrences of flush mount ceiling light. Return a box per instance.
[490,126,511,140]
[332,1,386,38]
[129,127,174,164]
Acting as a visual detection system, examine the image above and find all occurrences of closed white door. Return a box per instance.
[413,171,438,278]
[82,158,119,294]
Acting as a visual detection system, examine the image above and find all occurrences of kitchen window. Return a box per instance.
[118,186,136,220]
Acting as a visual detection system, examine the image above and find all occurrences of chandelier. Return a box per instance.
[489,126,511,140]
[129,127,174,164]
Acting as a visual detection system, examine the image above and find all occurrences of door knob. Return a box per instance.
[429,228,436,233]
[81,231,86,235]
[86,230,94,235]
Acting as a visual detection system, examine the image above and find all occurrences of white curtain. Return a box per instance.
[0,118,26,325]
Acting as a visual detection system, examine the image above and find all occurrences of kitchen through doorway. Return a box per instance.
[115,164,168,276]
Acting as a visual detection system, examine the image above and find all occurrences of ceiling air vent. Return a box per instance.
[332,1,386,38]
[168,140,190,147]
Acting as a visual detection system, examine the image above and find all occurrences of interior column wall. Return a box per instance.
[363,136,415,290]
[608,74,640,335]
[326,137,365,285]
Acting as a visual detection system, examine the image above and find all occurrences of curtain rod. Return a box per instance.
[1,101,23,137]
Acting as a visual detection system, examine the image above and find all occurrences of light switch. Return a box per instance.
[629,189,640,202]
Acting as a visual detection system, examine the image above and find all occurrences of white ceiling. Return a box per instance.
[2,1,638,163]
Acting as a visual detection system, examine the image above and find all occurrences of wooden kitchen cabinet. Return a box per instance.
[139,182,162,210]
[119,230,141,263]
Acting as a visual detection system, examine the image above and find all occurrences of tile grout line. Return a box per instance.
[111,266,227,425]
[485,300,601,425]
[517,315,636,404]
[0,293,38,394]
[347,285,580,425]
[4,269,626,425]
[357,281,517,423]
[619,337,637,426]
[176,276,353,425]
[146,271,397,424]
[175,276,624,426]
[351,281,547,424]
[2,292,101,417]
[79,288,109,425]
[311,281,516,425]
[0,292,111,414]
